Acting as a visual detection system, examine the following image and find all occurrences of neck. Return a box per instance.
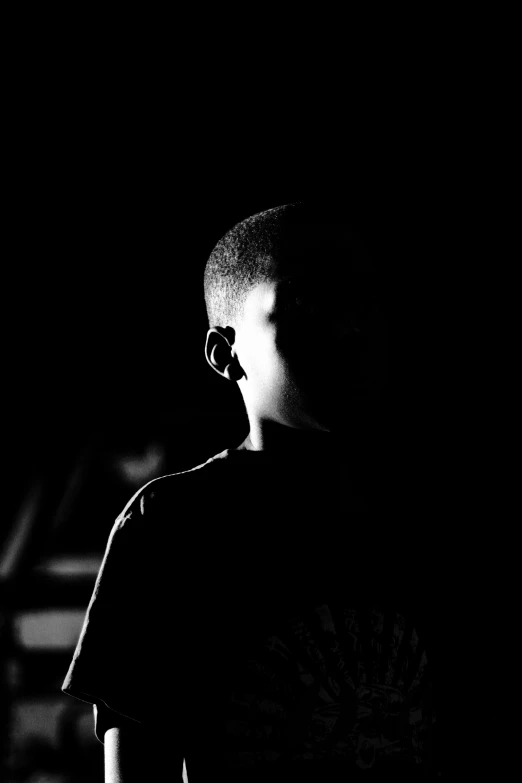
[238,424,345,467]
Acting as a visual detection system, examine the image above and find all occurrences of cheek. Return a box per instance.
[275,323,363,402]
[244,328,286,386]
[275,322,323,381]
[271,340,321,404]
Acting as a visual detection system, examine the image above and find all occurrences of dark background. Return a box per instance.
[1,11,516,777]
[0,28,486,779]
[5,174,431,553]
[2,175,443,781]
[3,141,445,780]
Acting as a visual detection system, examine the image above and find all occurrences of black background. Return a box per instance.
[2,17,515,779]
[4,91,455,549]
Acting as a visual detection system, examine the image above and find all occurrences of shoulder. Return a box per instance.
[114,453,222,531]
[96,454,223,585]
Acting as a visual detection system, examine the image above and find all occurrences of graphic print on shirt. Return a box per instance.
[222,601,433,773]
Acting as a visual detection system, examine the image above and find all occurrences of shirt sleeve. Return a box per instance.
[93,702,139,744]
[61,481,175,731]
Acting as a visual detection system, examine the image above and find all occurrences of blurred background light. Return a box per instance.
[33,556,102,579]
[11,698,68,751]
[113,441,166,485]
[14,611,86,650]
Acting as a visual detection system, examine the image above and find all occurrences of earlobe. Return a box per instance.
[224,363,244,381]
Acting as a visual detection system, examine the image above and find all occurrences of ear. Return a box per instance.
[204,327,244,381]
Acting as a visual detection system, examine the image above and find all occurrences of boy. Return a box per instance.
[62,202,436,780]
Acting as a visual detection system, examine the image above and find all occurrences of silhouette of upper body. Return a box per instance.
[63,203,437,780]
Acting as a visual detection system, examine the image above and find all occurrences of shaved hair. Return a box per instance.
[203,201,378,333]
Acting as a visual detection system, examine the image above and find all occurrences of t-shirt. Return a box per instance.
[62,441,438,780]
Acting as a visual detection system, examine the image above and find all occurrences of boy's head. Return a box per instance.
[203,202,384,455]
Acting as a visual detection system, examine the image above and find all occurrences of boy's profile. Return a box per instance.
[62,202,436,781]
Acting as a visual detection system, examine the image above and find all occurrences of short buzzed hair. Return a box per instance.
[203,201,378,332]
